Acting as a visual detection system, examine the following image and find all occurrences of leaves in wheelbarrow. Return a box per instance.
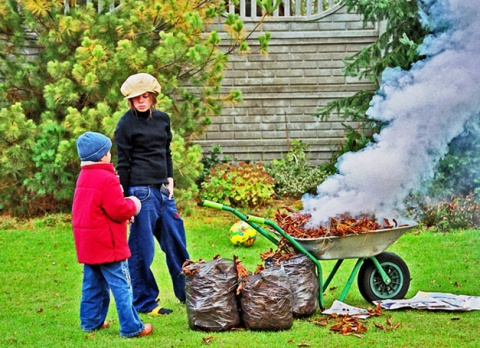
[275,207,408,238]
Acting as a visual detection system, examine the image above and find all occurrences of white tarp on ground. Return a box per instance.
[374,291,480,311]
[323,292,480,317]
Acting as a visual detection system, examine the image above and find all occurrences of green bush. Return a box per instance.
[405,132,480,230]
[265,140,329,197]
[200,162,275,208]
[406,193,480,232]
[169,132,203,215]
[196,144,230,188]
[427,131,480,197]
[0,104,40,216]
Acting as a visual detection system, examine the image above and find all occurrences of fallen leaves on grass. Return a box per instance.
[373,316,401,332]
[202,336,214,344]
[309,315,367,338]
[367,303,383,317]
[309,304,401,338]
[329,315,368,337]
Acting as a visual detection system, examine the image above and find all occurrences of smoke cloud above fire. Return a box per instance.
[302,0,480,226]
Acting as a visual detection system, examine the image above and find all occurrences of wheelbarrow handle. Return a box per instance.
[203,200,224,210]
[246,215,266,225]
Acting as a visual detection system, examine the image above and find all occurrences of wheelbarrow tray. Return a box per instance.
[293,225,415,260]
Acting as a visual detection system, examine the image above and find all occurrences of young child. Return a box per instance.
[72,131,153,338]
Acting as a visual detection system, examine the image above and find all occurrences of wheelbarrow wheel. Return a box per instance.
[357,252,410,303]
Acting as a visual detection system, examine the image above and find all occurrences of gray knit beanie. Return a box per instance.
[76,131,112,162]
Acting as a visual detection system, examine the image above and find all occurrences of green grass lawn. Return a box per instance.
[0,207,479,347]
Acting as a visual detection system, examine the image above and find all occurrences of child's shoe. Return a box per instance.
[134,323,153,338]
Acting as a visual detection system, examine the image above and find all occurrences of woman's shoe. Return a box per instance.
[148,306,173,316]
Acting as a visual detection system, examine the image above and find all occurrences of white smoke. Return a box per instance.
[302,0,480,226]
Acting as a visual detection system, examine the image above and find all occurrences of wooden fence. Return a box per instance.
[64,0,340,18]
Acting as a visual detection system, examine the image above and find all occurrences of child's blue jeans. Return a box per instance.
[80,261,144,337]
[128,185,190,312]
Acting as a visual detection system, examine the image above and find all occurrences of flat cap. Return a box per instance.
[120,73,161,99]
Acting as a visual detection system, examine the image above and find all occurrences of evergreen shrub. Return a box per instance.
[265,140,329,198]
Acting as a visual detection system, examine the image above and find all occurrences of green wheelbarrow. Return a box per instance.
[203,200,416,311]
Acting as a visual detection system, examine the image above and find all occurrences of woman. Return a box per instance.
[114,73,190,315]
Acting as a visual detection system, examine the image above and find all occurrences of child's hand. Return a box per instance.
[128,216,135,224]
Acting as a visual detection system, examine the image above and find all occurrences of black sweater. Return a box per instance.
[114,108,173,195]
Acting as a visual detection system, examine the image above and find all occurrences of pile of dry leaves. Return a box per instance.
[275,207,407,238]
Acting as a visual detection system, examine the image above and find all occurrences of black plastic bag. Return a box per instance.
[277,254,319,317]
[184,258,241,331]
[239,266,293,331]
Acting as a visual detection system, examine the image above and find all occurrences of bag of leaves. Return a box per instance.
[183,257,241,331]
[276,254,319,317]
[239,266,293,331]
[263,240,319,317]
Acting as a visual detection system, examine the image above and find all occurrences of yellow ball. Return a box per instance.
[229,221,257,247]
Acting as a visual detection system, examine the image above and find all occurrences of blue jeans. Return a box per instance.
[80,261,144,338]
[128,185,190,312]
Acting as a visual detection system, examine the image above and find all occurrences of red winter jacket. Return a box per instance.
[72,162,136,264]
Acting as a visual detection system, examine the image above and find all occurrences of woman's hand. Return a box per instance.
[167,177,174,200]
